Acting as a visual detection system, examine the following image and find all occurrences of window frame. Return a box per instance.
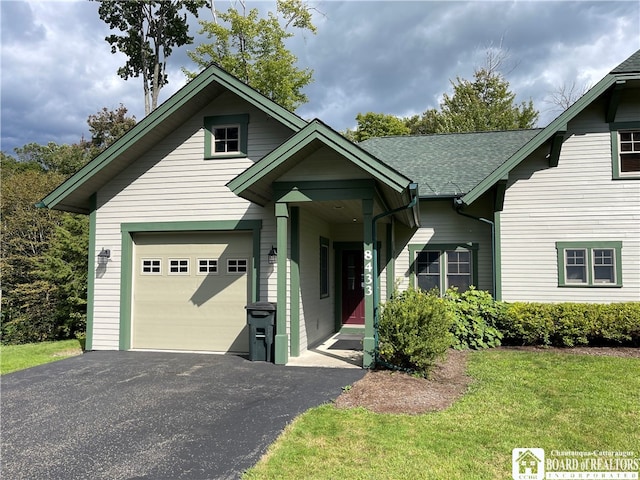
[320,237,330,298]
[204,114,249,159]
[168,258,190,275]
[197,258,218,275]
[141,258,162,275]
[556,241,623,287]
[227,258,248,274]
[610,122,640,180]
[409,243,479,294]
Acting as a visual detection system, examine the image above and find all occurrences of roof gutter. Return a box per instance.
[371,183,419,368]
[453,197,496,298]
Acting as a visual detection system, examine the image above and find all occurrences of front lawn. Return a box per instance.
[244,349,639,479]
[0,339,83,375]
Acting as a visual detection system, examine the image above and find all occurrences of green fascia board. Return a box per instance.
[461,72,638,206]
[227,119,412,199]
[39,64,307,212]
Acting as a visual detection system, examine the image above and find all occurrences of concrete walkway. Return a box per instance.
[1,351,365,480]
[287,331,364,368]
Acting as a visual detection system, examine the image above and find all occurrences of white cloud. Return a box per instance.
[1,0,639,153]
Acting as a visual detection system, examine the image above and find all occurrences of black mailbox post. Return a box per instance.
[245,302,276,362]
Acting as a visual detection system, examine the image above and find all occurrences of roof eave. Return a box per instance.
[227,120,413,203]
[40,64,307,212]
[461,72,632,206]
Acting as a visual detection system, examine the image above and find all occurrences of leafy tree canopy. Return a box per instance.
[407,67,539,134]
[96,0,207,115]
[186,0,317,111]
[344,112,411,142]
[1,105,134,344]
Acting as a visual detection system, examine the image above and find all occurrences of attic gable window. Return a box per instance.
[204,114,249,159]
[610,123,640,179]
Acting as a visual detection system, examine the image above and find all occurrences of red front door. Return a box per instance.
[342,249,365,325]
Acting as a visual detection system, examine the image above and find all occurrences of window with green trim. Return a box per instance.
[618,131,640,175]
[411,243,478,294]
[320,237,330,298]
[610,122,640,179]
[556,241,622,287]
[204,114,249,158]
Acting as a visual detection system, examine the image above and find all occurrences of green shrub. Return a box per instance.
[445,286,504,349]
[377,287,453,377]
[498,302,640,347]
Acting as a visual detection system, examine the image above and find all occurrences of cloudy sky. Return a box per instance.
[1,0,639,154]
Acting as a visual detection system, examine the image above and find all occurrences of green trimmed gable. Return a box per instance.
[39,64,307,214]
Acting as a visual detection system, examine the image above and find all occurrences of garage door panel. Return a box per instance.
[132,232,252,353]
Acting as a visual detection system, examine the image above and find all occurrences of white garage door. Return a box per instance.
[132,231,252,352]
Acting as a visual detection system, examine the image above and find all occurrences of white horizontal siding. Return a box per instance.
[298,210,334,351]
[395,198,494,293]
[500,99,640,303]
[90,94,295,350]
[279,146,371,181]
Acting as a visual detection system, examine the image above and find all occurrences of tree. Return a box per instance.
[186,0,317,111]
[407,67,539,134]
[545,81,589,112]
[96,0,207,115]
[0,105,132,344]
[344,112,410,142]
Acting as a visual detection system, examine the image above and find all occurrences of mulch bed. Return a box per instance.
[334,346,639,415]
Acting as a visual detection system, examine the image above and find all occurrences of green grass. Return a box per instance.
[0,339,83,375]
[244,350,640,479]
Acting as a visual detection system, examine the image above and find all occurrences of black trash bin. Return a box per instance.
[245,302,276,362]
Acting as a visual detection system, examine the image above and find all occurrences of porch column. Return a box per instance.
[274,202,289,364]
[362,198,375,368]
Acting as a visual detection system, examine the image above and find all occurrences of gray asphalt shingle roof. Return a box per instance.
[359,129,542,197]
[611,49,640,74]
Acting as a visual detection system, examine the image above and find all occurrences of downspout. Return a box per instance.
[453,198,496,298]
[371,183,419,366]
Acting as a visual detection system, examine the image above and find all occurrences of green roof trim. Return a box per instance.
[461,51,640,206]
[227,119,413,202]
[39,64,307,213]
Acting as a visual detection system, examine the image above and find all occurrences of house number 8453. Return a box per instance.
[364,249,373,296]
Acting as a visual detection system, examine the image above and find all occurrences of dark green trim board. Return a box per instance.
[610,122,640,180]
[275,203,289,364]
[548,130,566,168]
[606,81,625,123]
[118,220,262,350]
[85,194,97,351]
[385,222,394,300]
[273,179,378,203]
[204,114,249,159]
[362,199,375,368]
[119,231,134,350]
[408,243,480,292]
[290,207,300,357]
[556,241,623,288]
[494,212,503,301]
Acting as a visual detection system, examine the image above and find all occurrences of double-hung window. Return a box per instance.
[411,243,478,294]
[610,123,640,179]
[204,114,249,158]
[556,242,622,287]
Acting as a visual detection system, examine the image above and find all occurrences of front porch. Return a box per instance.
[286,329,364,368]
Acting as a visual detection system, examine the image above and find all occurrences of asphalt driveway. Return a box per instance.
[1,351,365,480]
